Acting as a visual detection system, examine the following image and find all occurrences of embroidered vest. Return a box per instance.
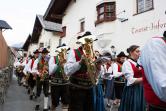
[30,59,35,70]
[37,57,49,81]
[130,62,142,78]
[70,48,93,89]
[51,56,68,85]
[114,63,125,83]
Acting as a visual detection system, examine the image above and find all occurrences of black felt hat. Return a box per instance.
[56,43,70,52]
[117,51,127,57]
[76,31,97,44]
[41,48,50,53]
[33,49,40,54]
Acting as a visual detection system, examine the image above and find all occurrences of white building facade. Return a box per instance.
[28,15,62,56]
[27,43,38,56]
[37,29,61,56]
[59,0,166,54]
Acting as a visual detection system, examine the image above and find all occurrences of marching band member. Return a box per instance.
[140,32,166,111]
[32,48,50,111]
[112,51,126,105]
[27,49,40,100]
[22,55,31,87]
[119,45,146,111]
[14,57,21,77]
[49,44,70,111]
[102,52,114,108]
[92,53,112,111]
[15,57,25,86]
[64,31,97,111]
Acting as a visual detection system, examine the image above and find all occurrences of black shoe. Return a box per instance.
[107,103,111,108]
[34,95,38,99]
[43,109,48,111]
[27,89,30,94]
[51,105,55,110]
[25,85,28,89]
[35,105,40,110]
[19,83,22,86]
[48,92,51,95]
[48,106,51,110]
[33,92,35,96]
[29,95,33,100]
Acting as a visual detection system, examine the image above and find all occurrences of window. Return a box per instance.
[137,0,153,14]
[61,26,66,37]
[48,39,51,49]
[96,2,116,25]
[59,38,62,46]
[80,21,85,32]
[39,42,44,48]
[24,53,27,58]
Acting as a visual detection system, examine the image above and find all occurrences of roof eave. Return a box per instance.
[44,0,71,22]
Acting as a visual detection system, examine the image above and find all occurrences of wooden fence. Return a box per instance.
[0,30,14,69]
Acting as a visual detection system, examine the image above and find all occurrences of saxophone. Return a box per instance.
[82,38,98,85]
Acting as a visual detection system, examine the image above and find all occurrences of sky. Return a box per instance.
[0,0,51,46]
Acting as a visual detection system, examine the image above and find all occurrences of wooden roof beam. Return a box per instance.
[50,14,64,20]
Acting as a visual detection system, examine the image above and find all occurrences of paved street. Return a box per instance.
[0,75,118,111]
[0,75,54,111]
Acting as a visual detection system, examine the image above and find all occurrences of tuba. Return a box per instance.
[82,38,98,85]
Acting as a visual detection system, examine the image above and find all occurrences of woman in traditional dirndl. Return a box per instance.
[118,45,146,111]
[92,62,105,111]
[101,52,115,107]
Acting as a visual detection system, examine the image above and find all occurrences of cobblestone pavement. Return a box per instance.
[0,75,118,111]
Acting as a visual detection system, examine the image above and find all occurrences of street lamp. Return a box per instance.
[116,10,128,22]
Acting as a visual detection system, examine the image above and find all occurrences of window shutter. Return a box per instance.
[137,0,153,13]
[80,21,85,32]
[61,26,66,37]
[145,0,153,11]
[137,0,145,13]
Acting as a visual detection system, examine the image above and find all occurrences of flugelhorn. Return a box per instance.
[38,58,49,81]
[57,46,69,80]
[82,38,98,85]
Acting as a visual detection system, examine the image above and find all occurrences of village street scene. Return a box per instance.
[0,0,166,111]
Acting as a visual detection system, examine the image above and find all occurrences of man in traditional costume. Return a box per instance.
[27,49,40,100]
[64,31,97,111]
[32,48,50,111]
[49,44,70,111]
[15,57,25,86]
[112,51,127,105]
[140,31,166,111]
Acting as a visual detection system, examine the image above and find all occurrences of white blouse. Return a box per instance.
[112,62,123,78]
[101,64,114,80]
[122,59,138,86]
